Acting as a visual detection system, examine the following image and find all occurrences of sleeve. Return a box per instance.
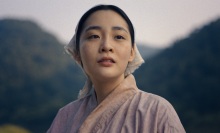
[156,97,186,133]
[47,108,68,133]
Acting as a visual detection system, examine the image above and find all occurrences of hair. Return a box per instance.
[75,4,135,53]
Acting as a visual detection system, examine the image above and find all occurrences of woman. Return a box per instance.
[47,5,185,133]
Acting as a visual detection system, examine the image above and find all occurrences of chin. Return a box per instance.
[96,72,124,81]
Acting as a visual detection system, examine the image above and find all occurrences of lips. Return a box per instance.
[97,57,115,67]
[98,57,115,63]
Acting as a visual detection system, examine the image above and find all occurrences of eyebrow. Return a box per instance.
[112,26,128,33]
[84,26,101,32]
[84,25,128,33]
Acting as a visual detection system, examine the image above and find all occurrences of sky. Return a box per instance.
[1,0,220,48]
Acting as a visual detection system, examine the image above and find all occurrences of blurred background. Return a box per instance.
[0,1,220,133]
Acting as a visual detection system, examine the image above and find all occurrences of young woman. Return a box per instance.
[47,5,185,133]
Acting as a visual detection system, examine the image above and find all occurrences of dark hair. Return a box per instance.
[75,4,135,52]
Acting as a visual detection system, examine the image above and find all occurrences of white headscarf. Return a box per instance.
[65,28,144,99]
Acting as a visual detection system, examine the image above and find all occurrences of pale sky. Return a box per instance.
[1,0,220,48]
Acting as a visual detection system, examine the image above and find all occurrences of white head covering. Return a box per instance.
[65,26,144,99]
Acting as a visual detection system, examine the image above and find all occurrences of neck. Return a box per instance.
[92,75,124,104]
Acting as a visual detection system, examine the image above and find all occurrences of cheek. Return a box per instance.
[80,44,92,64]
[118,45,132,59]
[79,43,98,74]
[117,47,132,66]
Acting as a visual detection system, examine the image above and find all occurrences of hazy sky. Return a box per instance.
[1,0,220,48]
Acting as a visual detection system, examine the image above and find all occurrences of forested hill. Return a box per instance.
[134,18,220,133]
[0,19,85,132]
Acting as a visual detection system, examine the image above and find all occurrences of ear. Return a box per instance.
[128,46,135,62]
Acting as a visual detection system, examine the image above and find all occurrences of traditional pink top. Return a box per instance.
[47,75,186,133]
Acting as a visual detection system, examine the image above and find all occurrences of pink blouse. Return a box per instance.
[47,75,186,133]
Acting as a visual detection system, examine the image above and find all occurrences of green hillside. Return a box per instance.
[134,18,220,133]
[0,19,85,132]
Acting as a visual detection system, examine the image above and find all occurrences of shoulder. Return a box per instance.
[53,93,95,121]
[58,94,92,115]
[136,90,178,119]
[134,90,186,132]
[47,94,96,133]
[135,90,174,109]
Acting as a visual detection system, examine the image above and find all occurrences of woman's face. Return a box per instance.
[79,10,135,82]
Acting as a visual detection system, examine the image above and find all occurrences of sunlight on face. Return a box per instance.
[79,10,135,82]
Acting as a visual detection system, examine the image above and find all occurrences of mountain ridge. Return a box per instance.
[134,18,220,133]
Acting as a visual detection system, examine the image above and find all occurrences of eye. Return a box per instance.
[88,35,100,40]
[115,35,125,40]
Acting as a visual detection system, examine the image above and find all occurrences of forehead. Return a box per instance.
[82,10,129,30]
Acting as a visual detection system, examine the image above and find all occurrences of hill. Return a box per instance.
[0,19,85,132]
[134,18,220,133]
[137,44,162,59]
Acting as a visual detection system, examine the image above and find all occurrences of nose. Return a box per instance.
[99,37,114,53]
